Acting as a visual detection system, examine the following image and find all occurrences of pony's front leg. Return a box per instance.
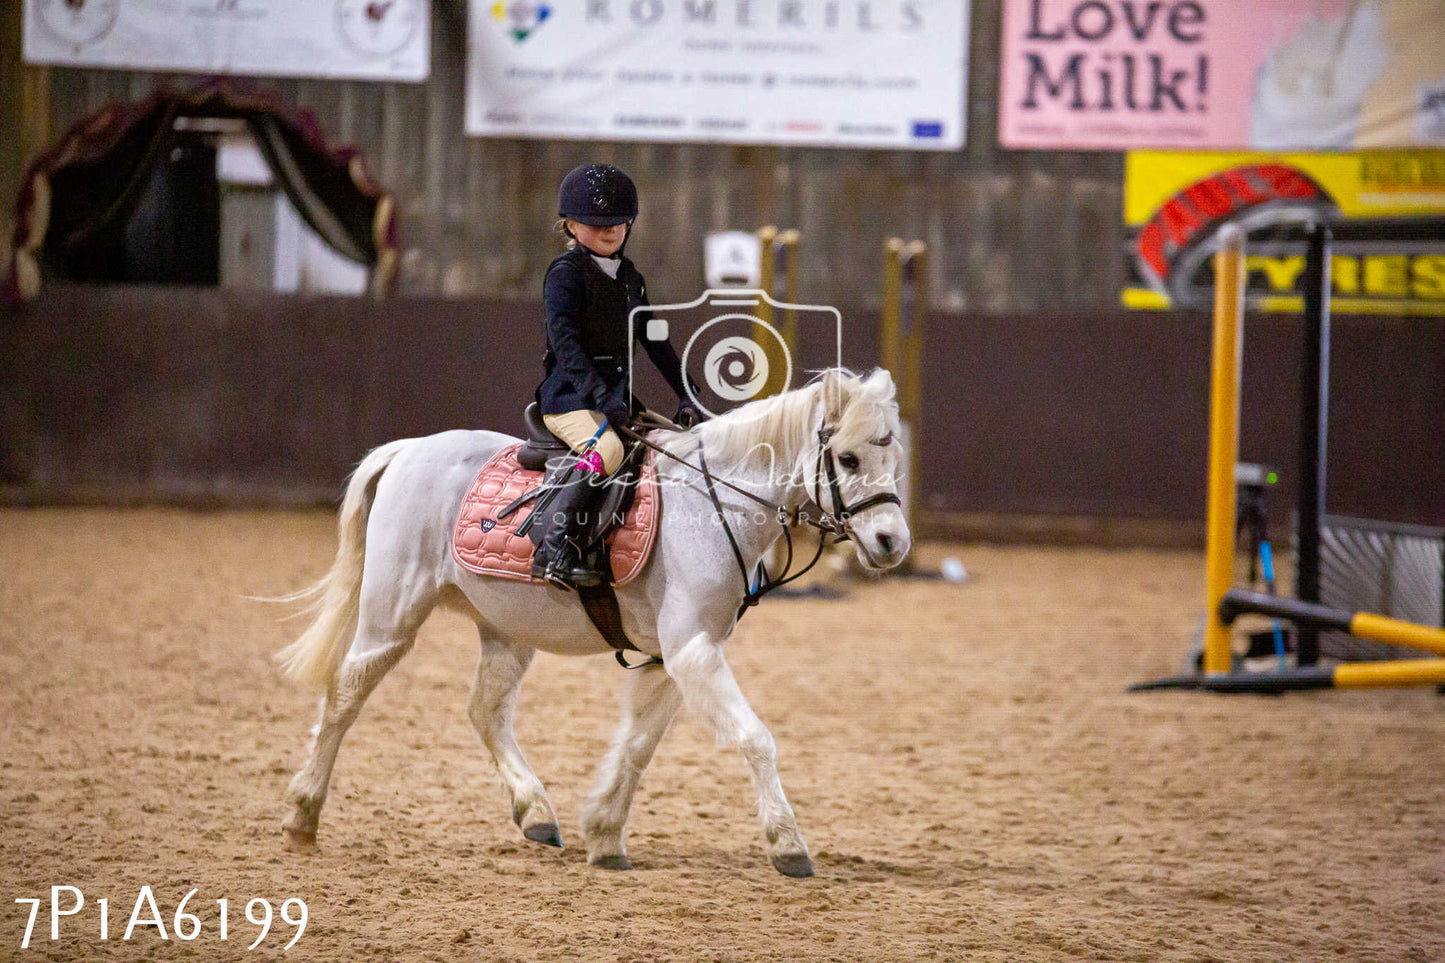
[467,635,561,848]
[580,663,683,870]
[666,633,814,878]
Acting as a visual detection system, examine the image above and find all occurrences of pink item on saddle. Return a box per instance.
[577,449,605,474]
[451,443,659,586]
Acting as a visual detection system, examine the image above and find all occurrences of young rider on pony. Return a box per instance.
[533,163,701,590]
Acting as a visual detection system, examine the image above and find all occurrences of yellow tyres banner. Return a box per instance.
[1123,150,1445,315]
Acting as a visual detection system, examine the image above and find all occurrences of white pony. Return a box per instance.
[275,367,910,877]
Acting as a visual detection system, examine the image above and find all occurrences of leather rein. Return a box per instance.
[615,416,902,622]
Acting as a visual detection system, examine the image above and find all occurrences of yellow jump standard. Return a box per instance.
[1130,223,1445,695]
[1201,226,1246,676]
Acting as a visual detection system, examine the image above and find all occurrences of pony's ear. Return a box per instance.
[818,369,850,422]
[863,367,897,400]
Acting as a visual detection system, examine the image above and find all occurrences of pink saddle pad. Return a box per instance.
[451,443,659,586]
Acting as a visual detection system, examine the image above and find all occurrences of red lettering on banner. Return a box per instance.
[1159,197,1203,247]
[1257,164,1321,201]
[1137,220,1168,279]
[1220,167,1267,206]
[1184,176,1234,218]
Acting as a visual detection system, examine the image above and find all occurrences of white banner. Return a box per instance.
[466,1,968,149]
[23,0,429,82]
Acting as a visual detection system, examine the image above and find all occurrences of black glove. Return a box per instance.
[673,403,702,429]
[599,392,631,428]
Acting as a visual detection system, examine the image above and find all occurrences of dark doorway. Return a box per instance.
[123,129,220,285]
[49,128,220,286]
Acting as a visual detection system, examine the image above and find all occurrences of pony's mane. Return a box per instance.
[661,368,899,481]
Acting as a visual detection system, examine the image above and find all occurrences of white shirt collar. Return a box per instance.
[591,254,621,279]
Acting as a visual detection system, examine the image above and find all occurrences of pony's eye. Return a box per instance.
[838,452,860,471]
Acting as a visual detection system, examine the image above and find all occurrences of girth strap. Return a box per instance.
[576,583,663,669]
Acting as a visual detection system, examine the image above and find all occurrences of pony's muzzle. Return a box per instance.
[855,515,910,570]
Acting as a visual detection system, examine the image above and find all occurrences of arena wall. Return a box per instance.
[3,285,1440,541]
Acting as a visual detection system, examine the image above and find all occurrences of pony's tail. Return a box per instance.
[274,440,409,689]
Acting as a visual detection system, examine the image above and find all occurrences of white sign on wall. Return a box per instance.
[704,231,763,287]
[467,1,969,149]
[23,0,429,82]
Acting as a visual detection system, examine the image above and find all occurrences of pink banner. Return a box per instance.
[998,0,1445,150]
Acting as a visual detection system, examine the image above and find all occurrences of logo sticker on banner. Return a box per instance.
[492,1,551,42]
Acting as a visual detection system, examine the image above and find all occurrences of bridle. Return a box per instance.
[813,425,904,538]
[617,417,901,620]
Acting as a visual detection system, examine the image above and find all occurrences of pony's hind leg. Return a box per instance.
[281,622,416,848]
[282,584,433,848]
[580,663,683,870]
[467,632,562,848]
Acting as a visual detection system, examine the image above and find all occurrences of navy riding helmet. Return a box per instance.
[558,164,638,227]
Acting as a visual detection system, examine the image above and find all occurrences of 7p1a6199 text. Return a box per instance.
[14,886,307,951]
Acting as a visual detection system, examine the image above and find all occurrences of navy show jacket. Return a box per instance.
[535,248,690,416]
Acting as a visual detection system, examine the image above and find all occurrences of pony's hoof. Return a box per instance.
[523,823,563,848]
[590,854,632,872]
[771,853,815,878]
[282,828,317,853]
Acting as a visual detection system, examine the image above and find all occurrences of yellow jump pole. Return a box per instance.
[1202,226,1247,675]
[1333,660,1445,688]
[1219,588,1445,656]
[1133,657,1445,692]
[773,229,801,395]
[1351,612,1445,651]
[1145,588,1445,691]
[755,225,778,333]
[754,225,799,397]
[880,239,926,573]
[881,239,903,378]
[776,228,800,337]
[899,241,927,433]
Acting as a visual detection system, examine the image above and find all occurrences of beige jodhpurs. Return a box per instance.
[541,409,625,475]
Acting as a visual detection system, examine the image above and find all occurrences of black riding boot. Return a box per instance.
[534,473,605,590]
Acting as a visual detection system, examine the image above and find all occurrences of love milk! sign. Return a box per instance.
[999,0,1213,148]
[998,0,1445,150]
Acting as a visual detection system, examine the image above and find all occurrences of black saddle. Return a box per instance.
[518,402,571,472]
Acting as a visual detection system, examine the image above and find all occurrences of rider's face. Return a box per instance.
[569,220,628,256]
